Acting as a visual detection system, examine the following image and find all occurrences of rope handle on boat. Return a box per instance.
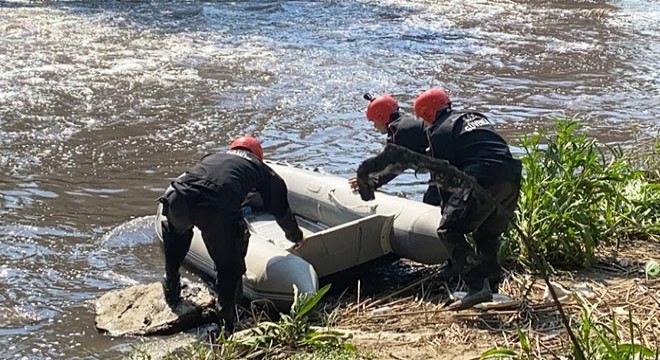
[328,189,378,214]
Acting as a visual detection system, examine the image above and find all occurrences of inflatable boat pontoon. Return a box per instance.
[155,162,450,309]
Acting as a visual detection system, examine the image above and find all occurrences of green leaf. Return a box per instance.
[517,328,531,357]
[594,327,618,356]
[342,342,357,352]
[294,284,332,320]
[480,348,520,359]
[617,344,657,357]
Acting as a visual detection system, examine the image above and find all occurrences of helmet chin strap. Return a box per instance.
[389,110,401,123]
[435,106,452,123]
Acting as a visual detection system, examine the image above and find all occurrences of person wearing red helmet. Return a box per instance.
[364,93,400,134]
[349,93,441,205]
[158,135,304,332]
[415,88,522,310]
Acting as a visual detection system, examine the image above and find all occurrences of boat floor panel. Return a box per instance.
[247,213,327,249]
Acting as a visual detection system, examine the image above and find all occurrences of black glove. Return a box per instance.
[356,176,376,201]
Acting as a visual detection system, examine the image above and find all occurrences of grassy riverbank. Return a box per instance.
[133,119,659,360]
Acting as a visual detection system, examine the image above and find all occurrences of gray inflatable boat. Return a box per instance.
[155,162,450,309]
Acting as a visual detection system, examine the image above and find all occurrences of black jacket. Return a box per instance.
[373,116,428,188]
[172,150,303,243]
[426,109,521,185]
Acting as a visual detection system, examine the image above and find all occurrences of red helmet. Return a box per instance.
[364,93,399,125]
[413,88,451,124]
[229,136,263,161]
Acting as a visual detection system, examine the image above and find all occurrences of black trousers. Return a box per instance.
[437,174,521,289]
[160,189,250,325]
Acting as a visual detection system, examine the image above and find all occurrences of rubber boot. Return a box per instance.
[481,259,501,294]
[162,273,181,307]
[438,240,480,282]
[216,305,235,334]
[447,278,493,311]
[482,255,501,294]
[475,236,502,295]
[215,278,241,334]
[160,216,191,308]
[488,277,501,295]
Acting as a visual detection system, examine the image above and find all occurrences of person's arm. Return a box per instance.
[356,144,469,201]
[349,133,402,191]
[349,164,400,192]
[372,122,427,187]
[372,172,399,187]
[264,168,304,243]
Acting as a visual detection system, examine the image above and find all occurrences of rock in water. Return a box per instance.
[95,280,216,336]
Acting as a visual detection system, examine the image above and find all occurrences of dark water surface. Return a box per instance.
[1,0,658,358]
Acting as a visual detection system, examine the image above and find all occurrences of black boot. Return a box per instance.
[479,259,501,294]
[476,237,502,295]
[438,242,480,282]
[215,278,241,334]
[220,312,235,334]
[162,274,181,307]
[448,278,493,311]
[463,278,494,308]
[160,212,192,308]
[488,277,501,294]
[216,301,235,334]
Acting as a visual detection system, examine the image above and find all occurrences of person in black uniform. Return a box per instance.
[158,136,304,331]
[414,88,522,309]
[348,93,441,205]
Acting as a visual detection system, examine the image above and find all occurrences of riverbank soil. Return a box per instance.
[316,239,660,359]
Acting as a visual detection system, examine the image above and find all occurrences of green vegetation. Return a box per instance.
[572,298,658,360]
[287,346,366,360]
[503,118,659,269]
[486,119,660,359]
[150,284,366,360]
[480,296,660,360]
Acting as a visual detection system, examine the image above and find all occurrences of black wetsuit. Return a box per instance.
[159,149,302,329]
[372,116,441,205]
[426,109,522,291]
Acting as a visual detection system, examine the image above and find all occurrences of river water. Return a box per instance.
[0,0,658,358]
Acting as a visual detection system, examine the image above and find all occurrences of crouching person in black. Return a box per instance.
[158,136,304,332]
[414,88,522,309]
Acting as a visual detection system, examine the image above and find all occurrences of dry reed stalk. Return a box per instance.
[258,240,660,359]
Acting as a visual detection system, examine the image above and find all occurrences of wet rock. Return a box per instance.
[94,280,217,336]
